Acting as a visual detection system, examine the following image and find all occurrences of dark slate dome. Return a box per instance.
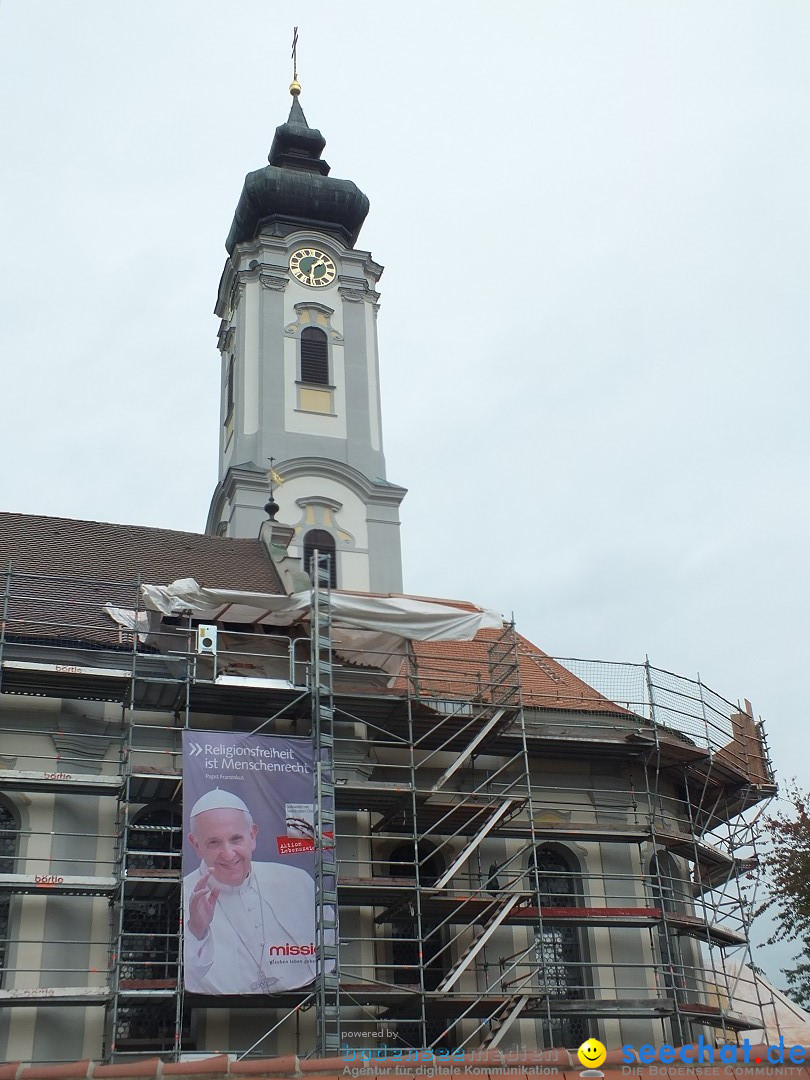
[225,97,370,254]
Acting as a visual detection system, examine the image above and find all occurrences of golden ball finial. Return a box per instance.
[289,79,301,97]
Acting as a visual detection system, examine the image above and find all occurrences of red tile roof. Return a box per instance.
[0,514,618,717]
[0,511,283,648]
[2,1046,801,1080]
[0,512,283,594]
[409,629,627,715]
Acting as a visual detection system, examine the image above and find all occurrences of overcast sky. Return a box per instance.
[1,2,808,988]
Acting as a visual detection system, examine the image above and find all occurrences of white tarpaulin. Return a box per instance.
[102,604,161,643]
[140,578,502,641]
[133,578,503,675]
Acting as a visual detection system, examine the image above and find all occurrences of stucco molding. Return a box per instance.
[284,303,344,343]
[338,286,367,304]
[259,272,289,292]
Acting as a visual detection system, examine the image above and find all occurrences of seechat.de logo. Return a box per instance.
[621,1038,807,1067]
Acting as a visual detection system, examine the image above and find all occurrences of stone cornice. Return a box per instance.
[216,258,289,315]
[216,239,383,316]
[273,457,407,506]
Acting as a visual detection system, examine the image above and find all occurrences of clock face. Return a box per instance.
[289,247,337,288]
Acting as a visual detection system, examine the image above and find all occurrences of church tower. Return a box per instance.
[206,87,406,593]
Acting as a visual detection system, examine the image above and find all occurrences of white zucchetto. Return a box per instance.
[189,788,251,819]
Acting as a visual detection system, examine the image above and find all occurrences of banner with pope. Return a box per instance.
[182,730,316,995]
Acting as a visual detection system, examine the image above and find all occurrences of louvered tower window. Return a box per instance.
[300,327,329,385]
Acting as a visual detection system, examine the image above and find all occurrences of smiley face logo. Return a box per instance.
[577,1039,607,1070]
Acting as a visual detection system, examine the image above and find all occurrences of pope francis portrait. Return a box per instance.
[183,788,316,994]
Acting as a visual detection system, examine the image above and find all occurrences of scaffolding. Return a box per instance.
[0,565,778,1061]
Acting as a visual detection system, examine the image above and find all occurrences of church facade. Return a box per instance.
[0,87,777,1065]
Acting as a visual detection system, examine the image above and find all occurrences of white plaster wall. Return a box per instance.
[335,551,370,591]
[6,1006,37,1064]
[365,300,382,453]
[16,791,52,988]
[242,281,259,436]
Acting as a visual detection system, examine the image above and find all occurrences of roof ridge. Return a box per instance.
[0,510,260,546]
[515,635,569,685]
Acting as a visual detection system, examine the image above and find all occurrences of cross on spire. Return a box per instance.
[290,27,302,97]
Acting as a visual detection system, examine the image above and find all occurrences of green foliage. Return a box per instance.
[760,783,810,1007]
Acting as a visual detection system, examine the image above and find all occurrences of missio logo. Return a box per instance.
[268,942,316,957]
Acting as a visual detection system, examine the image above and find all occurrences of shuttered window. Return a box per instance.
[300,327,329,385]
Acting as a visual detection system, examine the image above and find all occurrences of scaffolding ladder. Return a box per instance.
[311,551,340,1055]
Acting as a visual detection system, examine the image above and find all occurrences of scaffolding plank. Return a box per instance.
[213,674,294,690]
[128,771,182,802]
[0,769,122,795]
[656,829,736,868]
[693,857,758,895]
[532,822,650,843]
[665,911,747,947]
[0,986,109,1006]
[0,873,117,895]
[1,660,131,680]
[0,659,132,702]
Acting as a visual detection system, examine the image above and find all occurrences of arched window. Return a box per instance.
[535,847,579,904]
[0,800,20,988]
[303,529,337,588]
[300,327,329,385]
[533,847,589,1048]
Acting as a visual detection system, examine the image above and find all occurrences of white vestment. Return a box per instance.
[183,861,316,994]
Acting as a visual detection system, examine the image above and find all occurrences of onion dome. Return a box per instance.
[225,96,370,254]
